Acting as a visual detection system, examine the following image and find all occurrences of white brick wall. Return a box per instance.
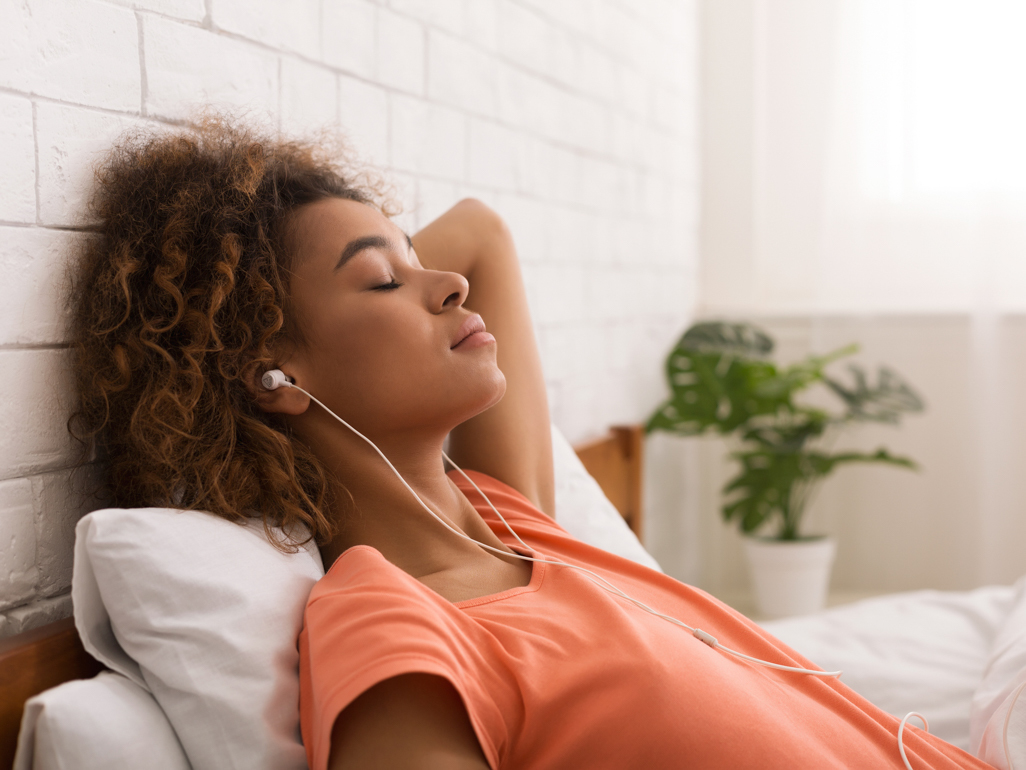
[0,95,36,223]
[0,0,699,635]
[0,0,141,112]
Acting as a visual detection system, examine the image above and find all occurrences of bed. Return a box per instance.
[1,422,1023,769]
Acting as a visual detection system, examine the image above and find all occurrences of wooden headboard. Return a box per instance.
[0,424,644,769]
[0,618,103,767]
[572,425,645,541]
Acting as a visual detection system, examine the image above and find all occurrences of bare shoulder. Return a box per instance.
[412,198,555,517]
[328,673,490,770]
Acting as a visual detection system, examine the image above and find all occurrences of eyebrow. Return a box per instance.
[334,232,414,272]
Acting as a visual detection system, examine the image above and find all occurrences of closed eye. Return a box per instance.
[374,280,404,291]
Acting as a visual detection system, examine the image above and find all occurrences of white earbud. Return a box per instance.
[261,369,292,391]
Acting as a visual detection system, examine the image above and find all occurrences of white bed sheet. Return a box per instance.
[760,585,1017,751]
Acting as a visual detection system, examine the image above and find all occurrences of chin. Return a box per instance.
[460,369,507,421]
[386,371,505,433]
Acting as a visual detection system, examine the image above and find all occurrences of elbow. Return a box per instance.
[454,198,511,244]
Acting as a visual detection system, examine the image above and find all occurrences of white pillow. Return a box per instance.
[971,574,1026,762]
[73,509,323,770]
[551,424,663,572]
[14,671,191,770]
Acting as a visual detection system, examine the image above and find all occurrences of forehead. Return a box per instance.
[290,197,396,251]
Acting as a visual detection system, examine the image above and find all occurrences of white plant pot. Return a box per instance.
[743,536,836,619]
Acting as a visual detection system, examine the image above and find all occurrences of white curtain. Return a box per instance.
[698,0,1026,590]
[747,0,1026,314]
[821,0,1026,312]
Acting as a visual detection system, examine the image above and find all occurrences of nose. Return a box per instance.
[431,269,469,312]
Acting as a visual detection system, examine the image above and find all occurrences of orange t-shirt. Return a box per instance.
[299,470,992,770]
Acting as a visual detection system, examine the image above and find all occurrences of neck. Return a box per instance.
[297,417,513,577]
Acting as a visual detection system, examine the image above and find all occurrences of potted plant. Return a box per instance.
[645,321,924,617]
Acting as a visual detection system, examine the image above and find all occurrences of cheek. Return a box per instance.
[350,337,505,429]
[311,311,439,399]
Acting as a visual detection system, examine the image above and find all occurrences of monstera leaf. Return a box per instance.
[723,447,918,540]
[678,321,774,357]
[646,322,785,436]
[824,365,925,424]
[756,344,858,402]
[646,353,782,435]
[740,411,830,452]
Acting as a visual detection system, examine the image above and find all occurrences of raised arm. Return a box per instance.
[411,199,555,517]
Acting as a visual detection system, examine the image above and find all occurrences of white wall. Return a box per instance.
[0,0,699,636]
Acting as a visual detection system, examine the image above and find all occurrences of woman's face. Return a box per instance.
[281,197,505,438]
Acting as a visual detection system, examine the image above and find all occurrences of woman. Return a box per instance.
[72,119,991,770]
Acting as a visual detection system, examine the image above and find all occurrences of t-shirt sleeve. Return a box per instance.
[298,548,506,770]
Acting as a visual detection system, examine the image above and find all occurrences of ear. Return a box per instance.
[244,365,311,416]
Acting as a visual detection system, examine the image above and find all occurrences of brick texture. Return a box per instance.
[0,0,141,112]
[0,95,36,223]
[0,0,699,635]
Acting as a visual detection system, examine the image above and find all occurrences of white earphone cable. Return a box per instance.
[897,712,929,770]
[280,377,841,679]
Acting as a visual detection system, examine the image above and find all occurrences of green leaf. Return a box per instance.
[822,448,919,472]
[760,343,859,400]
[721,449,806,535]
[740,411,829,452]
[644,399,708,436]
[720,445,917,538]
[824,365,925,424]
[679,321,774,357]
[658,341,798,435]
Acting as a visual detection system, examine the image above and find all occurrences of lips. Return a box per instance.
[451,314,487,348]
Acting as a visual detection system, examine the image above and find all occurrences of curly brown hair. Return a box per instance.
[69,116,396,549]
